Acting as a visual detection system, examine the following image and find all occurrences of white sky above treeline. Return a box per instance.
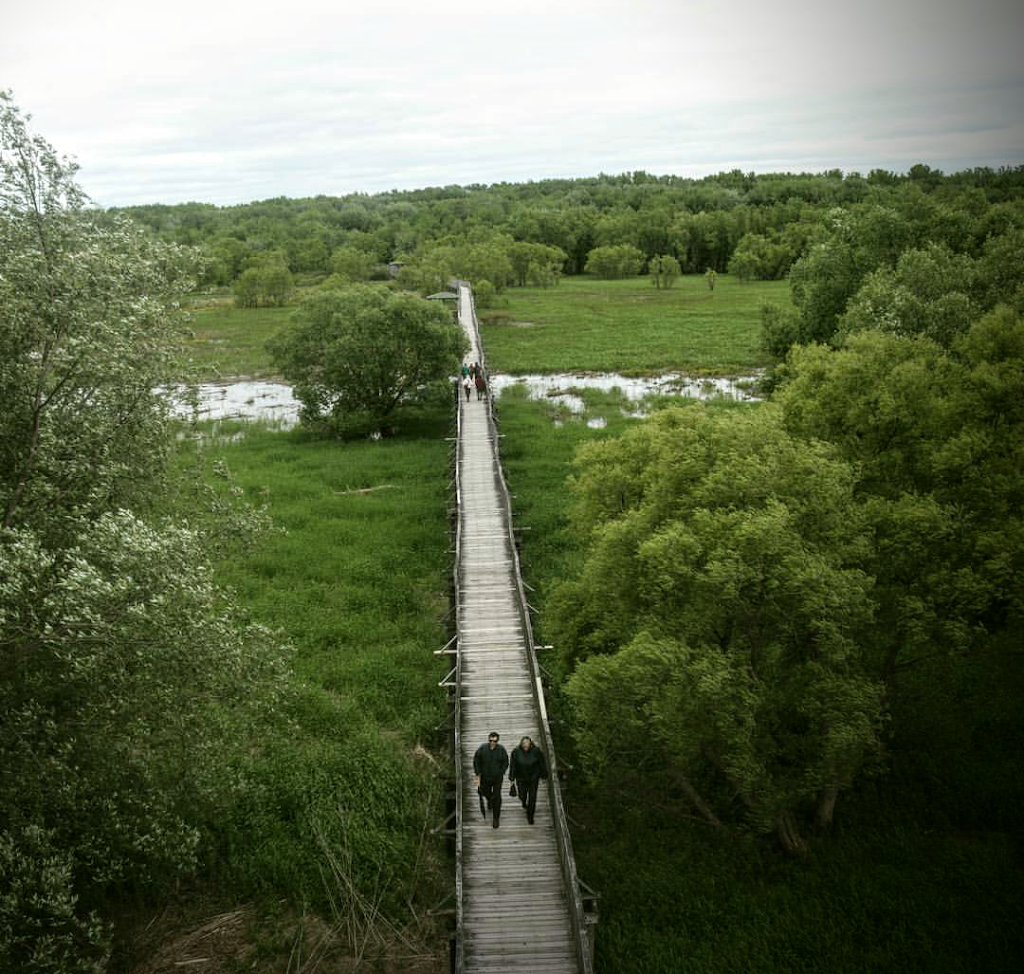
[3,0,1022,206]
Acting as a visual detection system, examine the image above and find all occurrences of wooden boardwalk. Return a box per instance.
[452,285,593,974]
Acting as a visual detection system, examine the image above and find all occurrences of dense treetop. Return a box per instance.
[112,166,1024,288]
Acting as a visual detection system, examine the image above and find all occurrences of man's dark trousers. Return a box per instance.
[479,776,502,822]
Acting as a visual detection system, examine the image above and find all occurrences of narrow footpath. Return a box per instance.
[453,285,588,973]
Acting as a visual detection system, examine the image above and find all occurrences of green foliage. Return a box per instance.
[0,93,296,969]
[496,390,1024,973]
[648,253,680,289]
[510,240,566,286]
[840,243,978,347]
[0,95,201,543]
[330,244,378,282]
[1,511,292,871]
[728,228,805,281]
[554,405,881,850]
[473,278,497,308]
[776,314,1024,680]
[760,301,801,361]
[268,284,467,434]
[585,243,643,278]
[0,826,107,973]
[766,191,1024,356]
[232,262,294,308]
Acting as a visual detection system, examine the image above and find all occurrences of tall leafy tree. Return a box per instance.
[0,92,292,970]
[553,406,882,853]
[776,316,1024,683]
[0,95,199,541]
[268,283,468,434]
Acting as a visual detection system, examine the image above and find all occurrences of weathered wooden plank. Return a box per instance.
[455,285,584,974]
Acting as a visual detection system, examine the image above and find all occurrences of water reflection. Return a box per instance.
[174,371,760,429]
[488,371,761,413]
[172,381,300,427]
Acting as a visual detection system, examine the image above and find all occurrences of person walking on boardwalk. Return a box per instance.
[463,376,472,401]
[474,368,487,401]
[474,731,509,828]
[509,735,548,825]
[461,362,470,379]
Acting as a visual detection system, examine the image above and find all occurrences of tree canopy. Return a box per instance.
[552,405,882,853]
[0,92,292,970]
[268,283,468,434]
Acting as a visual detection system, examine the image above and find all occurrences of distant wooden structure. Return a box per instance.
[427,290,459,320]
[387,259,406,278]
[445,283,597,973]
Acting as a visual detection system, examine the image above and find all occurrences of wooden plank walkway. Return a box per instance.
[453,285,588,974]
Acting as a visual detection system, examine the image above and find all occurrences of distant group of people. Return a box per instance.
[473,731,548,828]
[461,361,487,401]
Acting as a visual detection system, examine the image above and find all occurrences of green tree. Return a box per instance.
[331,244,378,282]
[260,261,294,306]
[0,94,198,540]
[268,284,468,434]
[584,243,643,278]
[0,92,292,970]
[233,266,262,307]
[840,243,977,347]
[553,406,882,853]
[509,240,566,287]
[776,318,1024,684]
[649,253,681,289]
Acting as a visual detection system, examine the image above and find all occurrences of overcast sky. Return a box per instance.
[3,0,1023,207]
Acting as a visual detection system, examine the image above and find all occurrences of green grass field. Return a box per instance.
[186,300,294,380]
[480,275,790,374]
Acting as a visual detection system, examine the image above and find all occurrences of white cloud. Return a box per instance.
[3,0,1022,205]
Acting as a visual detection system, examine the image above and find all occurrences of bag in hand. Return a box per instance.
[509,782,517,797]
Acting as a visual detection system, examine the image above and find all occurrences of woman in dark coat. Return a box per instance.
[509,735,548,824]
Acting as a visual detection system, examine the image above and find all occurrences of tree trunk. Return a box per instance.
[774,811,808,857]
[673,770,723,828]
[815,781,840,830]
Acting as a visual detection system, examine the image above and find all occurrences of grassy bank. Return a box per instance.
[480,275,789,374]
[117,409,455,972]
[186,300,294,379]
[494,391,1024,974]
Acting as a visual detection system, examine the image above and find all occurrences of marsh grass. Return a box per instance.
[481,275,791,374]
[162,408,454,963]
[494,391,1024,974]
[186,304,295,380]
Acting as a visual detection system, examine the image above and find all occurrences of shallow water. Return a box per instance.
[488,371,761,413]
[175,371,760,428]
[173,381,301,427]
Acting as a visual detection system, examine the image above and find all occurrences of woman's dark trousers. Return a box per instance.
[516,777,539,823]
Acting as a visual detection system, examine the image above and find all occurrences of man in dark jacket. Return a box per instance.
[473,731,509,828]
[509,735,548,824]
